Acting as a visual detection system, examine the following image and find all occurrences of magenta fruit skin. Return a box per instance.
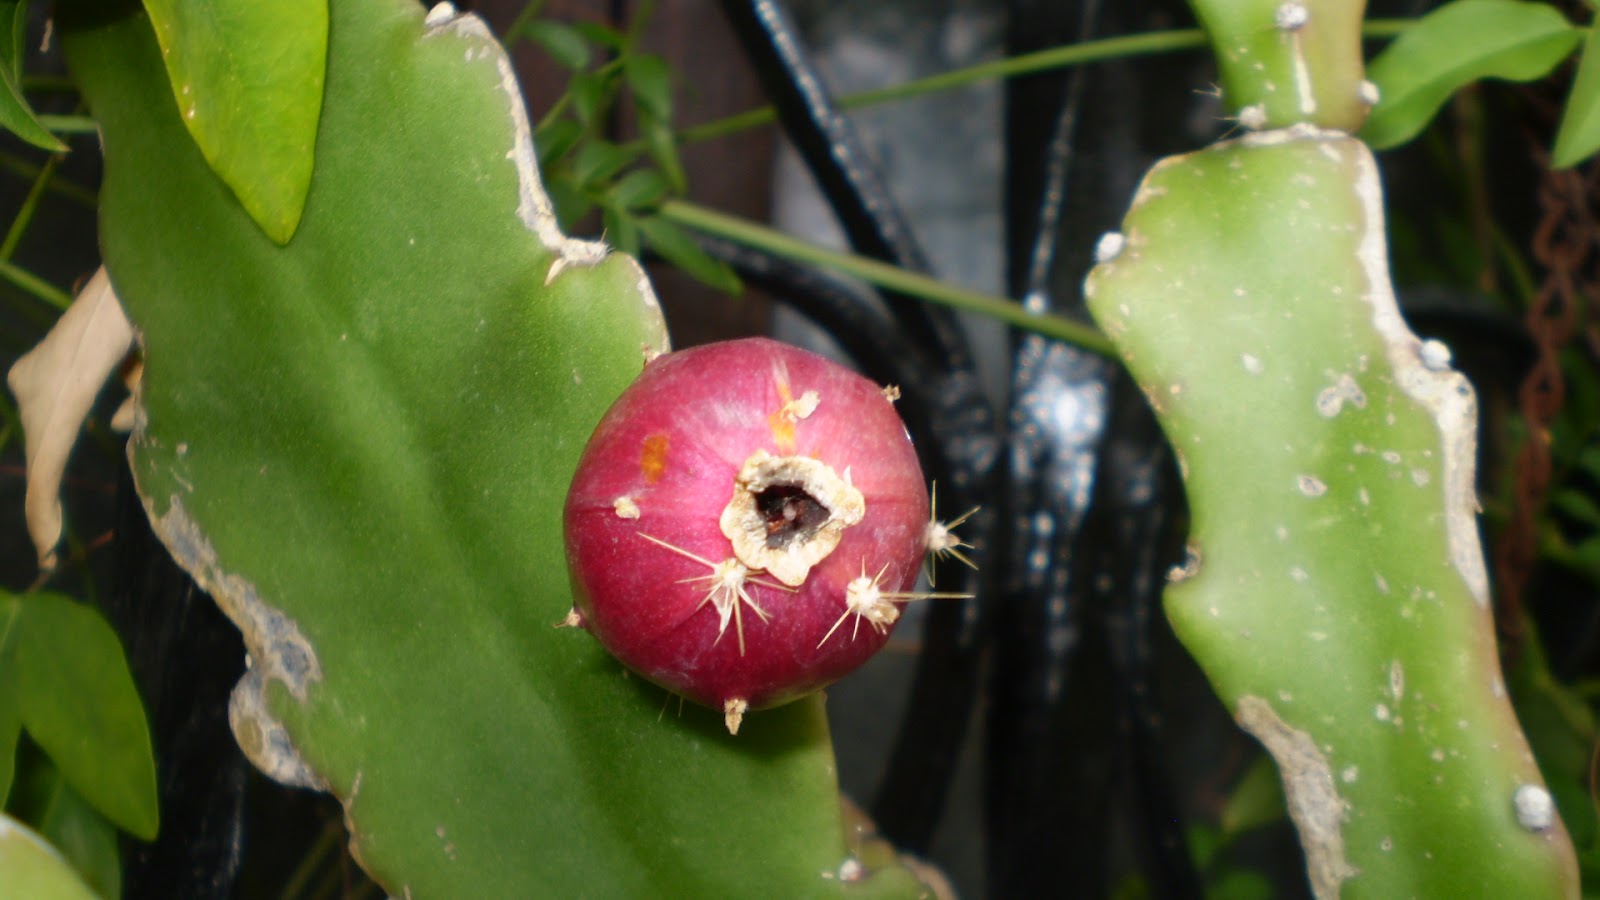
[563,338,930,722]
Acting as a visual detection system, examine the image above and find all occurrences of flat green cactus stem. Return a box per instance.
[60,0,924,895]
[1189,0,1371,131]
[1085,127,1580,897]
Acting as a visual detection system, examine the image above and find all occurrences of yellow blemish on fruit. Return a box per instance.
[639,433,670,483]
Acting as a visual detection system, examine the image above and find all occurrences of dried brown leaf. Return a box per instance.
[7,267,135,570]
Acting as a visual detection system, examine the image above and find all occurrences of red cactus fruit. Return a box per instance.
[563,337,947,734]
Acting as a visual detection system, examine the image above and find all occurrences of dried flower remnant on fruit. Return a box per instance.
[724,698,749,735]
[777,389,819,422]
[720,450,865,586]
[767,367,818,450]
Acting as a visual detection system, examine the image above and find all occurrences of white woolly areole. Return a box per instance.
[1513,784,1555,832]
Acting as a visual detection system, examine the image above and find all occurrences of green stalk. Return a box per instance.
[0,152,96,208]
[0,260,70,311]
[675,20,1413,147]
[275,824,341,900]
[34,115,98,135]
[501,0,549,46]
[679,29,1208,145]
[0,154,63,261]
[657,199,1115,356]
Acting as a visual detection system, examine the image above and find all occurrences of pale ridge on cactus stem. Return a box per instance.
[425,4,611,280]
[1084,122,1580,897]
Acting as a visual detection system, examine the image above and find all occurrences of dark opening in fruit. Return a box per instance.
[756,485,828,547]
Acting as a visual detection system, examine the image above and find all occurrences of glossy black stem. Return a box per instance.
[1090,377,1198,900]
[985,0,1202,894]
[716,0,972,371]
[711,0,1004,853]
[988,8,1119,893]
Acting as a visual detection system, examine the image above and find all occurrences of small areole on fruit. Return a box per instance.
[561,337,973,734]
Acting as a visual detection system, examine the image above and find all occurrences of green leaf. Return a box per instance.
[0,812,98,900]
[0,0,64,151]
[624,53,673,120]
[571,138,637,189]
[573,21,623,49]
[535,118,583,168]
[61,0,887,894]
[0,664,18,805]
[609,167,668,211]
[1554,25,1600,167]
[1364,0,1581,149]
[10,753,123,900]
[1185,824,1221,871]
[544,177,592,230]
[1,0,24,82]
[524,20,590,71]
[1552,488,1600,527]
[643,110,687,194]
[1577,444,1600,483]
[568,69,612,127]
[1207,867,1275,900]
[600,202,640,258]
[1570,534,1600,569]
[0,596,19,804]
[141,0,329,243]
[638,214,742,293]
[8,592,157,841]
[1217,753,1285,837]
